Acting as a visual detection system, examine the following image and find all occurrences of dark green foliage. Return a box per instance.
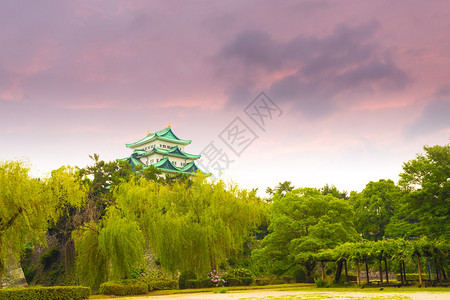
[145,279,177,291]
[314,278,327,287]
[40,247,60,270]
[20,246,36,283]
[0,286,90,300]
[225,268,253,278]
[293,268,307,283]
[224,277,253,286]
[178,270,197,289]
[99,280,147,296]
[185,279,212,288]
[391,144,450,239]
[254,278,270,285]
[350,179,401,241]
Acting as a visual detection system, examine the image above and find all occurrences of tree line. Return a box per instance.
[0,143,448,289]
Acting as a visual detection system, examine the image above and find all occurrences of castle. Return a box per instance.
[119,125,205,175]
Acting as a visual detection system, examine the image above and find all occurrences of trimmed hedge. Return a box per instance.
[99,278,177,296]
[0,286,90,300]
[99,280,147,296]
[179,270,197,289]
[225,277,253,287]
[254,278,270,286]
[145,279,177,291]
[185,279,212,289]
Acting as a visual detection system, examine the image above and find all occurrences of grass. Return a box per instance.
[89,283,449,299]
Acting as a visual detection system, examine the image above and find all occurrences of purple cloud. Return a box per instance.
[219,21,410,119]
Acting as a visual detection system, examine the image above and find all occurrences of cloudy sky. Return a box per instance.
[1,0,449,195]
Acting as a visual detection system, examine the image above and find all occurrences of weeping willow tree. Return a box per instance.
[0,162,87,287]
[72,208,145,289]
[113,175,266,274]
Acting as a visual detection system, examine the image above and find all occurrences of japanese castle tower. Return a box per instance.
[119,125,205,175]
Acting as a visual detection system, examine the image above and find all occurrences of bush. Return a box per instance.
[0,286,90,300]
[225,277,253,287]
[225,268,253,278]
[254,278,270,286]
[99,280,147,296]
[179,270,197,289]
[146,279,177,291]
[315,278,328,287]
[40,247,60,270]
[294,269,307,283]
[185,279,212,289]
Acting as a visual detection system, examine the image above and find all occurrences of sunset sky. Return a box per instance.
[1,0,449,195]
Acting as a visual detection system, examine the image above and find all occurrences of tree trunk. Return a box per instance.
[434,257,442,283]
[402,260,407,283]
[344,260,348,282]
[384,258,389,283]
[399,261,404,285]
[356,261,360,285]
[379,259,383,283]
[441,258,447,280]
[0,259,3,289]
[335,260,343,282]
[417,254,423,286]
[365,260,370,284]
[320,261,325,280]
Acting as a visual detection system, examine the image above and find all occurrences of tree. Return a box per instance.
[0,161,86,287]
[113,175,266,275]
[389,144,450,239]
[266,181,295,199]
[320,184,348,199]
[252,188,360,278]
[350,179,401,241]
[72,208,145,289]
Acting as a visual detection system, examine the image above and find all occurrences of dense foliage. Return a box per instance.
[1,142,448,291]
[0,286,90,300]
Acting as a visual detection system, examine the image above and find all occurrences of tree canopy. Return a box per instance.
[253,188,360,277]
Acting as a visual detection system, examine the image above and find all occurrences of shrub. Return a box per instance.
[185,279,212,289]
[146,279,177,291]
[254,278,270,286]
[179,270,197,289]
[0,286,90,300]
[315,278,328,288]
[294,269,307,283]
[99,280,147,296]
[207,270,226,287]
[225,277,253,287]
[226,268,253,278]
[40,247,60,270]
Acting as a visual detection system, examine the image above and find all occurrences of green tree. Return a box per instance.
[252,188,360,278]
[266,181,295,199]
[388,144,450,239]
[0,161,86,287]
[320,184,348,199]
[113,175,266,274]
[72,207,145,290]
[350,179,401,241]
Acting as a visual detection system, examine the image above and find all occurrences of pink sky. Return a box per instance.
[1,0,449,195]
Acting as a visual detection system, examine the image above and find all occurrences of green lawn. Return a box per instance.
[90,283,449,299]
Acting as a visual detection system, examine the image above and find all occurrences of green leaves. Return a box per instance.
[254,189,359,275]
[395,144,450,239]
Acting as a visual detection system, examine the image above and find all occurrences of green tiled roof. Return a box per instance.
[126,127,191,148]
[141,146,200,160]
[180,161,200,173]
[153,156,180,172]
